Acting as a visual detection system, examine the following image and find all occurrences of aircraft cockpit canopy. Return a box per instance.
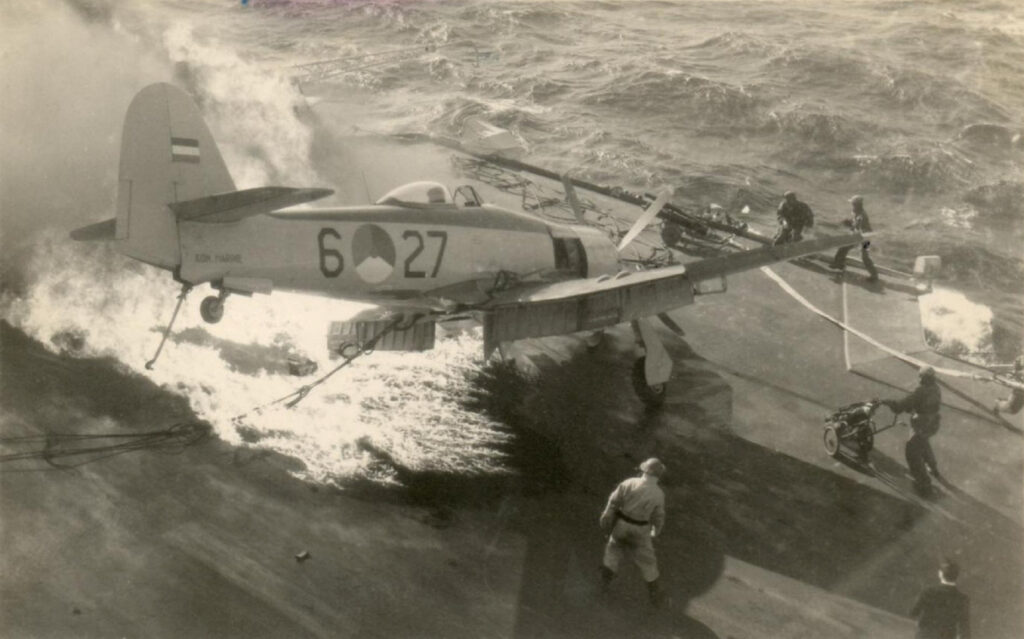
[376,181,452,208]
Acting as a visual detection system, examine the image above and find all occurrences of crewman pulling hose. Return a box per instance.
[883,366,943,496]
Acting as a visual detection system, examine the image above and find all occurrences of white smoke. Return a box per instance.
[161,22,320,189]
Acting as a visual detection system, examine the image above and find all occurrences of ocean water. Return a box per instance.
[2,0,1022,482]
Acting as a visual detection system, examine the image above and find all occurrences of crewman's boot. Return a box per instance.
[599,566,615,594]
[646,579,665,607]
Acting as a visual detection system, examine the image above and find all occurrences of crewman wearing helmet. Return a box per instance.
[599,457,667,605]
[884,366,943,495]
[773,190,815,245]
[829,195,879,283]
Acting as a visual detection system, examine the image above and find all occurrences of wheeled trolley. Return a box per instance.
[823,400,887,459]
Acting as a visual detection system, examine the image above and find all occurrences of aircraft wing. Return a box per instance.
[481,232,867,353]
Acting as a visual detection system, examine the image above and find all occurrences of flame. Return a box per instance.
[919,286,995,362]
[2,235,509,486]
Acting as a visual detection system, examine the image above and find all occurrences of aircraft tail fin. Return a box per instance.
[111,83,236,269]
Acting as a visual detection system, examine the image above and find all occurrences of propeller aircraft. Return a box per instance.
[71,83,869,406]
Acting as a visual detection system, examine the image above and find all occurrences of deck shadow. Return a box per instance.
[473,334,937,632]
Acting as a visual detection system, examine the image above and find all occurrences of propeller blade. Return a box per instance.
[617,189,673,252]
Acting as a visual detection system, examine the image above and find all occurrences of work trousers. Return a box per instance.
[772,224,804,246]
[832,243,878,280]
[603,519,659,582]
[905,432,938,488]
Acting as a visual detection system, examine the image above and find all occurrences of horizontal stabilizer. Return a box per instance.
[70,218,117,241]
[170,187,334,223]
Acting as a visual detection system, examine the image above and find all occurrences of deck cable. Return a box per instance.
[0,421,211,469]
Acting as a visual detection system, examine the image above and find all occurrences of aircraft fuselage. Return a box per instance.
[177,203,620,309]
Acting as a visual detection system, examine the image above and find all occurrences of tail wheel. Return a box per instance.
[632,357,666,408]
[823,425,841,457]
[200,295,225,324]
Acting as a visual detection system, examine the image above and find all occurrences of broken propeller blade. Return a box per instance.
[617,189,673,252]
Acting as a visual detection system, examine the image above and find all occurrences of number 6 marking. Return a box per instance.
[318,228,344,277]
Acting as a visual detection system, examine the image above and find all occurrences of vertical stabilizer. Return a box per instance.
[116,83,235,269]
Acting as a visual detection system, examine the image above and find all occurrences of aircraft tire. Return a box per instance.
[660,221,683,247]
[823,425,841,457]
[200,296,224,324]
[632,357,666,408]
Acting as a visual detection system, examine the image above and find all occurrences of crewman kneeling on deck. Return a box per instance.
[884,366,942,495]
[599,458,667,606]
[773,190,815,245]
[992,356,1024,417]
[829,195,879,283]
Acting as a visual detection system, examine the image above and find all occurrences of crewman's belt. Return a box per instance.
[616,511,649,526]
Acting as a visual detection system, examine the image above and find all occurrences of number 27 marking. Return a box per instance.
[402,230,447,278]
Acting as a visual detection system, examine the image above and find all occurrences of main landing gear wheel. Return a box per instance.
[632,357,666,408]
[823,425,841,457]
[660,221,683,247]
[200,295,225,324]
[585,331,606,352]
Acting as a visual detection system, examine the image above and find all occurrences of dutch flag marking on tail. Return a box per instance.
[171,137,200,163]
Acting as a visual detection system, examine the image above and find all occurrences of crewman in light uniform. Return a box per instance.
[599,457,667,605]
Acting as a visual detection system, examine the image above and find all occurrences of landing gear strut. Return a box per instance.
[145,283,193,370]
[200,290,228,324]
[631,319,672,408]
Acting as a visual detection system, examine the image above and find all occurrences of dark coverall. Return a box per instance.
[831,203,879,281]
[888,377,942,489]
[910,583,971,639]
[773,198,814,245]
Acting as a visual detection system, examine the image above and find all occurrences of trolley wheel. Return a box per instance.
[200,295,224,324]
[823,425,841,457]
[632,357,666,408]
